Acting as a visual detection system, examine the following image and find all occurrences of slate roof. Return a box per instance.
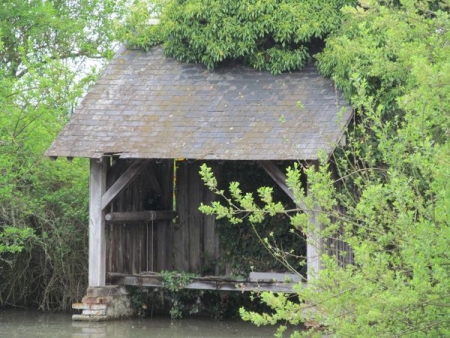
[46,46,352,160]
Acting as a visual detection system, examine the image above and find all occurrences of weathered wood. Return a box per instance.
[258,161,308,213]
[188,162,203,274]
[249,272,304,283]
[155,160,174,271]
[203,164,218,275]
[101,159,150,210]
[105,159,177,275]
[102,158,311,281]
[173,161,190,271]
[105,211,177,223]
[306,162,323,279]
[306,211,322,279]
[106,159,128,274]
[108,273,306,293]
[89,158,107,287]
[142,163,162,273]
[111,162,126,273]
[259,160,322,280]
[142,164,162,195]
[134,223,145,274]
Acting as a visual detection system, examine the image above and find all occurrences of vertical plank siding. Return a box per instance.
[203,167,220,275]
[106,159,175,275]
[188,162,203,274]
[105,159,225,277]
[172,161,190,271]
[155,160,174,271]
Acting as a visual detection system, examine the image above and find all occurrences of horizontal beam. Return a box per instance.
[107,273,305,293]
[248,271,304,283]
[105,211,177,223]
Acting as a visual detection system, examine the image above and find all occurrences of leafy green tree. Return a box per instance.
[200,0,450,336]
[0,0,125,310]
[121,0,355,73]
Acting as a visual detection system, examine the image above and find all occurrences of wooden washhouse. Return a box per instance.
[46,46,353,293]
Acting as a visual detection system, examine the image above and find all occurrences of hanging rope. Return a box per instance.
[146,221,149,272]
[151,217,154,272]
[145,215,156,272]
[146,217,155,273]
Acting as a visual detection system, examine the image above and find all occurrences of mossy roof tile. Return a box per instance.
[46,46,352,160]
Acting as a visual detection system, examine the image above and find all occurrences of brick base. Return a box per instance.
[72,286,134,321]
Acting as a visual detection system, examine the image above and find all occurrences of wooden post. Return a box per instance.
[306,202,322,279]
[89,158,107,287]
[306,162,322,280]
[259,160,322,281]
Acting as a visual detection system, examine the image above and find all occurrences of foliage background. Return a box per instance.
[195,0,450,337]
[121,0,356,73]
[0,0,124,310]
[215,162,306,277]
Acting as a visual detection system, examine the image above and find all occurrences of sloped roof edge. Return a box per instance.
[46,46,352,161]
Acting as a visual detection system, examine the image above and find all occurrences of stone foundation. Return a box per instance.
[72,286,134,321]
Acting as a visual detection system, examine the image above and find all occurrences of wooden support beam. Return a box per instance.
[249,272,304,283]
[107,273,306,293]
[306,204,322,279]
[306,162,323,279]
[89,158,107,287]
[105,211,177,223]
[101,159,150,210]
[259,160,322,280]
[258,161,308,213]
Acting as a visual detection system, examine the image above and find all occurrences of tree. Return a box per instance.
[0,0,125,310]
[200,0,450,336]
[121,0,356,73]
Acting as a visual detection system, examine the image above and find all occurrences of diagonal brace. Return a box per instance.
[258,160,308,213]
[101,159,150,210]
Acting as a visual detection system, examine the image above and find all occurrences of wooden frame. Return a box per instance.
[89,158,107,287]
[108,272,305,293]
[88,158,324,289]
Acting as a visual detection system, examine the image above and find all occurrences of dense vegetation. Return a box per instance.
[1,0,449,336]
[214,162,305,277]
[0,0,125,310]
[121,0,356,73]
[199,1,450,337]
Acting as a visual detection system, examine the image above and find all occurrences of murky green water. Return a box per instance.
[0,309,295,338]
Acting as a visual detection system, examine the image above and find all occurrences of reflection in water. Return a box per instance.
[0,309,292,338]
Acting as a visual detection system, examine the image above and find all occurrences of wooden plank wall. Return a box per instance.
[106,159,174,275]
[172,161,221,274]
[106,159,222,276]
[172,160,190,271]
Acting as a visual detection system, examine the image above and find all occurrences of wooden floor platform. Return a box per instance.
[108,272,305,293]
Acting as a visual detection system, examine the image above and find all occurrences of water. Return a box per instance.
[0,309,294,338]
